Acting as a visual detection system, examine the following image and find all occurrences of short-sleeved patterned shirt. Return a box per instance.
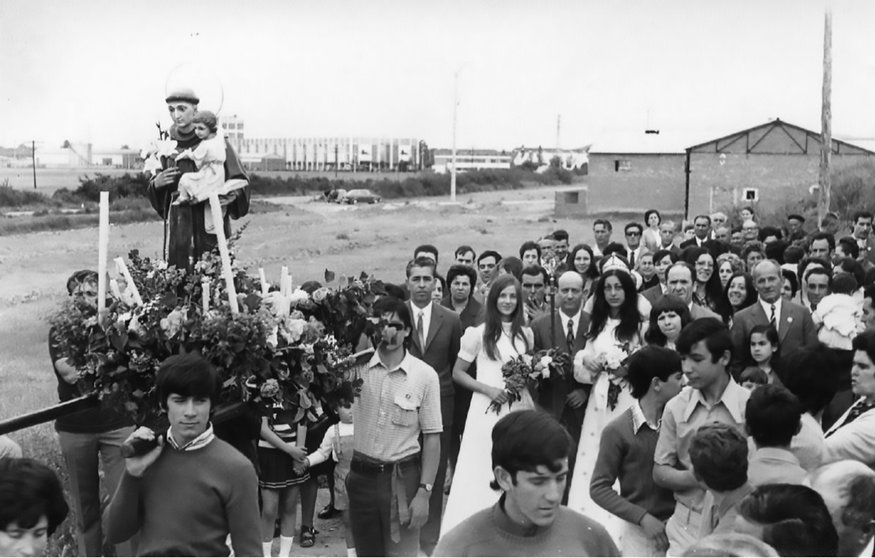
[353,350,442,462]
[654,378,750,511]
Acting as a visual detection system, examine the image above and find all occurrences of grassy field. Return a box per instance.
[1,184,634,555]
[0,167,423,197]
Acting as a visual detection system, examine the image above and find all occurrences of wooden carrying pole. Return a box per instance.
[818,9,832,228]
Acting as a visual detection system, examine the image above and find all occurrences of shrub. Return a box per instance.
[0,184,56,208]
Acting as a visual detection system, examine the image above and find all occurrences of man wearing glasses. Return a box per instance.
[348,297,442,556]
[624,222,644,269]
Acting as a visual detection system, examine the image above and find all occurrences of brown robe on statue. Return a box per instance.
[146,124,250,271]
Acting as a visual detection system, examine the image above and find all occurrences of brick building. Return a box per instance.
[587,119,874,218]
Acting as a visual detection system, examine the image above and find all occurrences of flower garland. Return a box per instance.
[48,229,382,426]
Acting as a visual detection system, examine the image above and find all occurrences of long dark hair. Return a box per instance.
[588,269,640,342]
[686,247,723,310]
[644,295,692,346]
[483,274,528,361]
[719,272,757,321]
[567,243,599,280]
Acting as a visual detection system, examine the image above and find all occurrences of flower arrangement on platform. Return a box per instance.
[487,348,572,414]
[49,229,382,426]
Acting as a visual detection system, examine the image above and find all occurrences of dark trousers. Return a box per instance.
[347,458,421,557]
[420,394,453,555]
[560,402,585,504]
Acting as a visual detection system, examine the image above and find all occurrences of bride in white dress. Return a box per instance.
[568,266,646,548]
[440,274,536,537]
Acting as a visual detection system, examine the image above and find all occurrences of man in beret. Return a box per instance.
[146,88,250,271]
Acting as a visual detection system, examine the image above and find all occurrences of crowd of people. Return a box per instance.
[4,205,875,557]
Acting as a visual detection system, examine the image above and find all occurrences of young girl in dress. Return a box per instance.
[568,265,647,546]
[304,396,355,557]
[441,274,535,537]
[258,381,309,558]
[740,325,780,388]
[173,110,226,204]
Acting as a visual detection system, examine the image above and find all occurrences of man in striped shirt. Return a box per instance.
[348,296,442,557]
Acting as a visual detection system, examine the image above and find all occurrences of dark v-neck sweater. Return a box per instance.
[433,497,620,556]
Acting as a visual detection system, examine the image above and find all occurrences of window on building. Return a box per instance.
[614,159,631,172]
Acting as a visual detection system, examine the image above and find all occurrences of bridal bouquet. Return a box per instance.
[488,348,572,414]
[602,342,634,411]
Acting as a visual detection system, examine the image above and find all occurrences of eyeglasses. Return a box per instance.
[625,231,641,237]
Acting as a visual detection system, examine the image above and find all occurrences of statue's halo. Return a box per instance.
[164,62,224,115]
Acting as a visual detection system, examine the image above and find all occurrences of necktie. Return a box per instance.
[629,250,635,268]
[566,318,575,350]
[769,304,776,329]
[417,312,425,348]
[826,398,875,437]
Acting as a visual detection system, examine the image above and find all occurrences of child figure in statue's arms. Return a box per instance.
[173,110,226,205]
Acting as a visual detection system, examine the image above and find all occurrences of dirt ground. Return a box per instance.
[0,183,599,556]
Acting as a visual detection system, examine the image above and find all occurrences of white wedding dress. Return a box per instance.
[440,323,535,537]
[567,317,642,548]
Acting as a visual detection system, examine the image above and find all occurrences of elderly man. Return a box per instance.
[664,262,720,320]
[730,260,817,372]
[146,88,249,271]
[659,221,679,253]
[531,271,590,502]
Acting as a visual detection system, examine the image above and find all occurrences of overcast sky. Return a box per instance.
[1,0,872,151]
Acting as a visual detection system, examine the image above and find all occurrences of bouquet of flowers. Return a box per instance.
[487,348,572,414]
[601,342,634,411]
[48,228,382,427]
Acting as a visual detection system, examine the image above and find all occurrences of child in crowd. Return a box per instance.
[590,346,684,556]
[302,395,356,557]
[745,385,807,487]
[813,273,864,351]
[173,110,226,204]
[739,325,780,388]
[257,379,309,558]
[690,423,753,539]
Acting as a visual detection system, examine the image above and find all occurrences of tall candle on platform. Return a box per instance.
[97,192,109,314]
[114,257,143,306]
[201,278,210,313]
[258,268,269,296]
[208,194,239,314]
[280,266,289,297]
[109,279,122,300]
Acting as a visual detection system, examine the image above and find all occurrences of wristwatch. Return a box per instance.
[419,482,433,493]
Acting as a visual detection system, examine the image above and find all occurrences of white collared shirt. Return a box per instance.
[559,308,581,339]
[167,422,215,452]
[758,297,782,333]
[410,300,433,343]
[630,401,660,433]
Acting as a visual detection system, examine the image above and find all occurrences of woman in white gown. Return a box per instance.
[440,274,535,537]
[568,264,647,548]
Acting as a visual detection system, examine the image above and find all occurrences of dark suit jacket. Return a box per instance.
[530,310,590,436]
[679,237,708,250]
[730,299,817,372]
[440,296,484,333]
[407,302,462,400]
[641,284,665,307]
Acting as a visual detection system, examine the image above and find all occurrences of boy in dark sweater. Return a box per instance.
[434,410,619,557]
[105,354,261,556]
[590,346,684,555]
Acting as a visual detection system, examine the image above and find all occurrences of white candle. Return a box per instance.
[208,194,239,314]
[283,275,293,299]
[97,192,109,314]
[258,267,269,296]
[280,266,289,297]
[109,278,122,300]
[201,278,210,313]
[114,257,143,306]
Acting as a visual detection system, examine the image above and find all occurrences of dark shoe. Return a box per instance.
[317,504,339,520]
[300,526,317,548]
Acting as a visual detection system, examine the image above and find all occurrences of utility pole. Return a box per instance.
[818,9,832,228]
[334,144,339,178]
[556,114,561,150]
[450,68,461,203]
[32,140,37,190]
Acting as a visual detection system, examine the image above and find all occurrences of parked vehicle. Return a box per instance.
[342,189,381,204]
[326,188,347,203]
